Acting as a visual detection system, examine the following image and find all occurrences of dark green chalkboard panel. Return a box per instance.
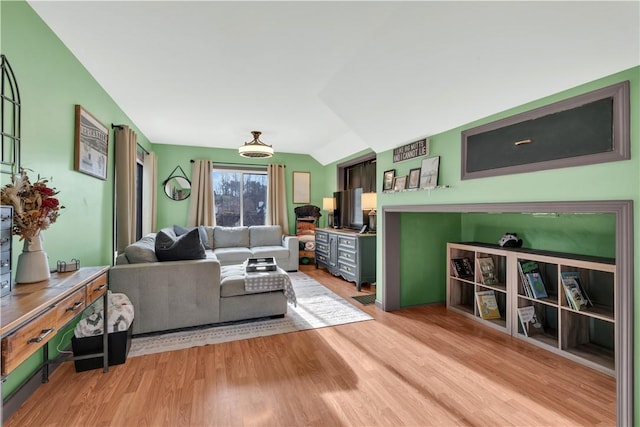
[461,81,629,180]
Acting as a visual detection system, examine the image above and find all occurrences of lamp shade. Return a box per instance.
[361,192,377,211]
[322,197,335,211]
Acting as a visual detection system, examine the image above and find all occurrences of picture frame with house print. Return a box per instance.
[419,156,440,189]
[383,169,395,191]
[408,167,421,189]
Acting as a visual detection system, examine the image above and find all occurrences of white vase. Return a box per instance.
[15,233,51,284]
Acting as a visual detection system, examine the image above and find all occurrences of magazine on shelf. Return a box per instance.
[525,272,549,299]
[560,271,592,308]
[517,305,544,337]
[517,260,540,298]
[450,257,474,279]
[476,257,499,285]
[475,290,501,320]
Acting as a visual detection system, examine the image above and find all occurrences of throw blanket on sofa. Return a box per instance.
[245,268,297,306]
[74,292,135,338]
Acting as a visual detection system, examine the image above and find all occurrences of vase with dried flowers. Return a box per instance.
[1,169,64,283]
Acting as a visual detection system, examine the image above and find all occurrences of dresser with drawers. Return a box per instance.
[315,228,376,291]
[1,205,12,297]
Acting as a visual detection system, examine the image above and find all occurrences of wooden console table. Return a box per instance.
[0,266,109,381]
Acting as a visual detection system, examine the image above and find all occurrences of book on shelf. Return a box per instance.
[450,257,474,279]
[560,271,592,310]
[475,290,501,320]
[525,272,549,299]
[518,260,549,299]
[517,305,544,337]
[476,257,499,285]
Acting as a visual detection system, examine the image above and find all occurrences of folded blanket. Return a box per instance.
[74,291,135,338]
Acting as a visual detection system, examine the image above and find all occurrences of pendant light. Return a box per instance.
[238,131,274,158]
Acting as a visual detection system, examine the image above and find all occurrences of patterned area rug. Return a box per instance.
[128,272,373,357]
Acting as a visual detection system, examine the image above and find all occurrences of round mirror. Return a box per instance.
[164,176,191,201]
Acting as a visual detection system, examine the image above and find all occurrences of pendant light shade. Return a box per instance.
[238,131,274,158]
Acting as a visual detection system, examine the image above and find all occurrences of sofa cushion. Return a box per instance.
[213,247,253,265]
[249,225,282,247]
[220,265,248,297]
[155,227,206,262]
[124,234,159,264]
[213,226,250,248]
[251,246,289,259]
[174,224,209,249]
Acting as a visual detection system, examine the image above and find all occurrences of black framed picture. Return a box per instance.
[408,167,421,189]
[382,169,395,191]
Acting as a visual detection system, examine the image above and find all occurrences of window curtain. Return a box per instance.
[267,164,289,233]
[114,125,137,253]
[142,151,158,234]
[188,159,214,226]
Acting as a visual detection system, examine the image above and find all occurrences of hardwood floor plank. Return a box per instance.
[3,265,616,426]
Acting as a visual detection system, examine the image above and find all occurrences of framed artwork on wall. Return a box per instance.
[419,156,440,189]
[393,175,407,191]
[74,105,109,180]
[382,169,395,191]
[292,171,310,203]
[408,167,421,189]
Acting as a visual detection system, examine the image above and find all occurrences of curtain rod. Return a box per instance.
[111,123,150,155]
[190,159,284,167]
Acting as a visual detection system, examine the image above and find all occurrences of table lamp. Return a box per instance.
[361,192,377,232]
[322,197,336,228]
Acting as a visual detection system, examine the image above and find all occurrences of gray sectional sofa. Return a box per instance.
[109,225,298,335]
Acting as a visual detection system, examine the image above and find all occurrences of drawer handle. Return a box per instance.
[1,238,9,244]
[28,328,55,344]
[1,262,9,268]
[92,284,107,292]
[65,301,85,312]
[514,138,533,146]
[1,280,9,288]
[0,215,11,220]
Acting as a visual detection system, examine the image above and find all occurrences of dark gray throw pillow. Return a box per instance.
[174,224,209,249]
[156,227,205,261]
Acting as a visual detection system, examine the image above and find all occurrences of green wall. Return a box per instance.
[461,212,616,258]
[399,213,461,306]
[1,1,152,399]
[153,144,326,234]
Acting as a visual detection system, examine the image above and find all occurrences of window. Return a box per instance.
[212,168,268,226]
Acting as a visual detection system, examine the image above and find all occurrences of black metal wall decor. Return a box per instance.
[1,54,21,175]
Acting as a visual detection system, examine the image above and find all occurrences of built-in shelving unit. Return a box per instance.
[447,242,616,376]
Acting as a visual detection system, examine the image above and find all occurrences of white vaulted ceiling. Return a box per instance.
[27,1,640,165]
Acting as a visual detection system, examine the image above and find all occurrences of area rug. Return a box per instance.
[128,272,373,357]
[351,293,376,305]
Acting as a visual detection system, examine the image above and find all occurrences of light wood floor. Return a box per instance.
[5,265,616,426]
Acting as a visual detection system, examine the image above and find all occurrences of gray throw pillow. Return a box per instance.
[173,224,209,249]
[124,234,159,263]
[155,227,205,261]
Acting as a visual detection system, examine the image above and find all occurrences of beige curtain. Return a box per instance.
[114,126,137,253]
[267,164,289,233]
[188,159,214,226]
[142,151,158,234]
